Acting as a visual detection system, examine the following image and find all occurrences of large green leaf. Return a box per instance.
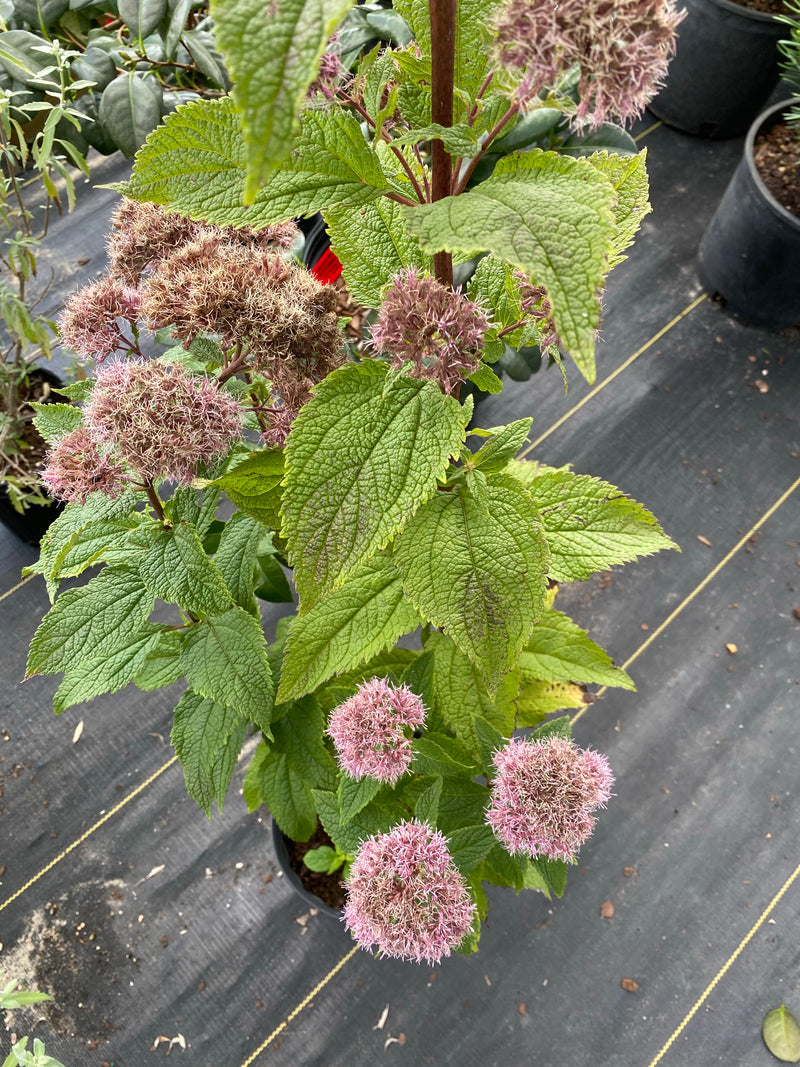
[519,606,634,690]
[213,449,284,530]
[325,198,429,307]
[172,689,248,816]
[282,361,467,608]
[763,1006,800,1063]
[405,150,618,382]
[277,554,420,703]
[584,150,650,267]
[30,403,82,444]
[118,0,167,40]
[312,786,395,854]
[27,568,155,677]
[99,73,163,158]
[180,606,274,733]
[395,475,549,692]
[53,626,162,714]
[211,0,357,203]
[213,512,262,613]
[135,521,233,617]
[427,632,516,758]
[509,464,679,582]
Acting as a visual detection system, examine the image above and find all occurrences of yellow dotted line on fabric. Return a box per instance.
[519,293,708,460]
[0,756,178,915]
[645,859,800,1065]
[570,473,800,728]
[635,119,664,142]
[0,572,34,605]
[239,946,360,1067]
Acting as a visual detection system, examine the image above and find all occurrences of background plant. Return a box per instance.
[777,0,800,128]
[26,0,681,960]
[0,38,90,512]
[1,978,65,1067]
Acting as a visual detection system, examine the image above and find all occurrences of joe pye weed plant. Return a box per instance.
[26,0,682,963]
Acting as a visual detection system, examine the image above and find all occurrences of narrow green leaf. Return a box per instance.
[53,626,162,713]
[135,522,233,617]
[530,856,568,898]
[27,568,154,677]
[391,122,478,155]
[395,475,549,692]
[405,150,618,382]
[512,465,679,582]
[519,607,635,690]
[180,606,273,734]
[471,713,505,770]
[171,689,248,815]
[213,449,284,530]
[211,0,357,203]
[467,363,503,394]
[277,554,420,703]
[763,1006,800,1062]
[283,362,467,607]
[412,734,480,778]
[182,28,230,89]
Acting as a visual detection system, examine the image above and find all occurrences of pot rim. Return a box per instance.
[745,98,800,232]
[270,816,343,918]
[704,0,786,23]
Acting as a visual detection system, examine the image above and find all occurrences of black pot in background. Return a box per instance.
[649,0,786,138]
[697,99,800,329]
[270,817,342,918]
[0,366,65,545]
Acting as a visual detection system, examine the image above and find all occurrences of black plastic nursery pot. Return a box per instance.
[648,0,785,138]
[270,817,343,919]
[697,99,800,329]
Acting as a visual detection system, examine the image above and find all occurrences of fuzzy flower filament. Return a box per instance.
[486,736,614,862]
[343,820,476,964]
[40,426,128,504]
[58,276,142,362]
[371,268,490,394]
[327,677,426,783]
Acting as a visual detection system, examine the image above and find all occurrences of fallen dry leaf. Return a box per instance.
[518,1003,526,1015]
[725,643,738,655]
[754,380,769,393]
[697,535,712,547]
[621,978,639,993]
[599,900,615,920]
[72,720,84,744]
[295,913,309,927]
[793,607,800,621]
[623,866,636,877]
[146,864,166,880]
[373,1005,389,1031]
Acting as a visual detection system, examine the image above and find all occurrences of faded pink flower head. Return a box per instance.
[371,268,490,394]
[84,360,243,484]
[514,272,561,355]
[59,276,142,362]
[40,426,128,504]
[260,405,296,449]
[327,677,426,783]
[486,736,614,862]
[308,41,346,100]
[343,820,476,964]
[494,0,684,128]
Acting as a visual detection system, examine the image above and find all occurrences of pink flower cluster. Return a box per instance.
[327,677,426,783]
[41,361,243,502]
[343,820,476,964]
[494,0,684,128]
[58,277,142,362]
[486,736,614,862]
[371,268,490,394]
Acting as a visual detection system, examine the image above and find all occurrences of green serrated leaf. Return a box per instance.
[427,631,516,758]
[515,465,679,582]
[516,678,585,726]
[133,628,185,690]
[395,475,548,692]
[213,448,284,529]
[326,198,430,307]
[414,775,442,824]
[214,511,262,613]
[471,713,505,770]
[244,740,317,840]
[27,568,154,677]
[583,150,650,267]
[763,1006,800,1062]
[530,855,568,898]
[405,150,618,382]
[171,689,247,815]
[467,363,503,394]
[447,822,495,875]
[519,607,634,690]
[135,521,233,617]
[470,418,532,474]
[312,786,395,854]
[180,606,273,733]
[530,714,572,742]
[211,0,356,203]
[30,402,82,444]
[166,484,222,537]
[391,122,477,156]
[254,554,294,603]
[412,733,480,778]
[303,845,343,873]
[436,774,488,833]
[277,553,420,703]
[283,361,467,607]
[53,380,95,403]
[337,773,384,825]
[53,625,162,713]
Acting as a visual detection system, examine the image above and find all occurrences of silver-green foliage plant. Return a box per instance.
[26,0,682,962]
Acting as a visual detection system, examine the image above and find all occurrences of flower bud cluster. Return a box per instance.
[494,0,684,128]
[343,820,476,964]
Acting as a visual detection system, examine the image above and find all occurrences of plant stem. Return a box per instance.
[429,0,456,287]
[144,481,166,521]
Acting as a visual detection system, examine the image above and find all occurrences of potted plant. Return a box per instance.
[696,0,800,327]
[648,0,787,138]
[25,0,682,961]
[0,41,95,543]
